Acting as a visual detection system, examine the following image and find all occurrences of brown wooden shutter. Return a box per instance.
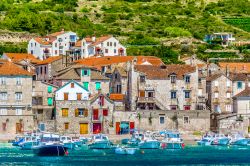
[75,108,79,117]
[139,90,145,97]
[64,93,68,100]
[84,109,88,117]
[77,93,82,100]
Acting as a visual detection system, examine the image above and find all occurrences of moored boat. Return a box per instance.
[19,135,40,150]
[88,134,112,149]
[160,131,185,149]
[12,136,25,146]
[115,146,137,155]
[138,131,160,149]
[197,133,214,146]
[211,134,230,146]
[229,133,248,146]
[33,133,68,156]
[60,136,75,149]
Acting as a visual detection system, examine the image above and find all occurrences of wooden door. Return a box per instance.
[80,123,88,134]
[129,122,135,134]
[116,122,120,135]
[16,123,22,133]
[93,109,99,120]
[64,93,68,100]
[93,123,101,134]
[139,90,145,97]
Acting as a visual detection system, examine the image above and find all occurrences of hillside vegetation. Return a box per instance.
[0,0,249,62]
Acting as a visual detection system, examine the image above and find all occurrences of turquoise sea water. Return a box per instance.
[1,143,250,166]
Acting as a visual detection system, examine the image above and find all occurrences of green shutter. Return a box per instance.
[81,69,84,76]
[87,69,90,76]
[83,82,89,90]
[48,97,53,106]
[48,86,52,93]
[95,82,101,90]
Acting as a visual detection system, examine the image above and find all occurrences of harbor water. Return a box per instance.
[1,143,250,165]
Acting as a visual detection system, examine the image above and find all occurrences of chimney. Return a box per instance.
[92,35,96,42]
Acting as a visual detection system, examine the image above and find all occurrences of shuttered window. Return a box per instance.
[64,93,68,100]
[95,82,101,90]
[83,82,89,90]
[77,93,82,100]
[47,97,53,106]
[84,109,88,117]
[48,86,52,93]
[62,108,68,117]
[75,109,79,117]
[103,109,108,116]
[64,123,69,130]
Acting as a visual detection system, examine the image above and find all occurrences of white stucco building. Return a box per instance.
[28,30,78,60]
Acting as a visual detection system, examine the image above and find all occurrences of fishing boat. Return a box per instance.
[12,136,25,146]
[115,146,137,155]
[138,131,160,149]
[160,131,185,149]
[79,136,89,145]
[229,133,248,146]
[197,133,214,146]
[211,134,230,146]
[121,132,143,146]
[88,134,112,149]
[33,133,68,156]
[60,136,75,149]
[19,135,40,150]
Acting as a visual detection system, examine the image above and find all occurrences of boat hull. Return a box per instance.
[33,145,67,156]
[89,141,111,149]
[20,142,39,150]
[161,142,184,149]
[139,141,160,149]
[231,139,248,146]
[63,142,75,149]
[211,138,229,145]
[197,139,212,146]
[115,147,136,155]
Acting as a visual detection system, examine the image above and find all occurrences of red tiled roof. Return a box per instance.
[135,64,196,80]
[89,35,113,46]
[0,62,33,76]
[75,56,164,68]
[234,88,250,98]
[36,56,62,65]
[49,30,65,37]
[219,62,250,73]
[109,94,125,100]
[4,53,40,64]
[34,37,55,45]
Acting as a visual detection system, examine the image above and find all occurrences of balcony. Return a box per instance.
[137,97,155,103]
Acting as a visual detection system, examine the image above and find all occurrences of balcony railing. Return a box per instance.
[137,97,155,103]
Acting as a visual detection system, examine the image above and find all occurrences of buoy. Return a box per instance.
[141,150,144,154]
[161,143,167,149]
[181,143,185,149]
[65,150,69,156]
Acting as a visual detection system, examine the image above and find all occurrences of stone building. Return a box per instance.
[0,62,34,134]
[55,80,114,134]
[32,81,58,132]
[54,65,110,96]
[128,63,204,111]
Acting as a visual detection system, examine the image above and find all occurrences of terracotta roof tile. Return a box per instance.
[206,73,224,81]
[34,37,54,45]
[229,73,248,81]
[4,53,40,64]
[109,94,125,101]
[37,56,62,65]
[135,64,196,80]
[88,35,113,46]
[49,30,65,37]
[75,56,164,67]
[233,88,250,98]
[219,62,250,73]
[0,62,33,76]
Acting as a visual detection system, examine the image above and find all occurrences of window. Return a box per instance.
[77,93,82,100]
[44,66,47,74]
[0,77,6,85]
[38,109,43,114]
[140,75,145,83]
[71,83,74,88]
[64,93,69,100]
[214,92,219,98]
[198,89,202,96]
[16,108,22,115]
[55,50,57,54]
[16,77,22,85]
[40,66,43,74]
[170,105,177,110]
[117,85,122,93]
[83,82,89,90]
[62,108,69,117]
[15,92,22,101]
[48,86,52,93]
[183,116,189,124]
[198,78,202,84]
[115,73,118,79]
[148,91,154,98]
[107,42,109,46]
[226,92,231,98]
[55,43,57,47]
[64,123,69,130]
[31,43,33,47]
[114,42,117,47]
[58,38,62,42]
[185,76,190,83]
[114,49,117,54]
[214,81,218,87]
[105,49,108,53]
[82,69,89,76]
[0,92,7,100]
[103,109,108,116]
[184,91,190,98]
[171,91,176,99]
[77,108,88,117]
[226,81,230,87]
[47,97,53,106]
[237,82,243,89]
[184,105,191,111]
[110,42,112,46]
[226,105,232,112]
[2,123,6,131]
[159,116,165,124]
[95,82,101,90]
[0,109,7,115]
[170,75,176,84]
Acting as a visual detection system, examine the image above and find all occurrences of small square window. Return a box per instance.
[71,83,74,88]
[159,116,165,124]
[184,116,189,124]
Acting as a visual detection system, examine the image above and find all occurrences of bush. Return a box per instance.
[164,27,192,37]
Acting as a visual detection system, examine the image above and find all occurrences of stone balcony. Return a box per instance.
[137,97,156,103]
